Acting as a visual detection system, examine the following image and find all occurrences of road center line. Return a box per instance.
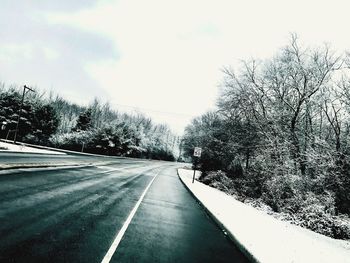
[100,170,160,263]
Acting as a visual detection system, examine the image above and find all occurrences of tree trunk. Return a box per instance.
[336,134,341,152]
[245,148,250,170]
[290,101,306,175]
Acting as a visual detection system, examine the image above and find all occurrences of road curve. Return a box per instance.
[0,155,249,262]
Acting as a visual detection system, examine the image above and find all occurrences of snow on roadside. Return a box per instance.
[178,168,350,263]
[0,141,65,155]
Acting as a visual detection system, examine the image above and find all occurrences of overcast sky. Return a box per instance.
[1,0,350,134]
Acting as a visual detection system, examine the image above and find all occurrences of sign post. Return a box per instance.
[192,147,202,183]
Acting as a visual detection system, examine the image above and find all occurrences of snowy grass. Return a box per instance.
[178,168,350,263]
[199,170,350,240]
[0,141,65,155]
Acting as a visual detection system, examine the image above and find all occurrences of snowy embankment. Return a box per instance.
[178,168,350,263]
[0,141,65,155]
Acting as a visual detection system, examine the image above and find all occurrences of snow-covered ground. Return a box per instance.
[0,141,65,155]
[178,168,350,263]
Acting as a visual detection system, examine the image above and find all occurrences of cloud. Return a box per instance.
[0,0,118,102]
[2,0,350,133]
[47,0,231,132]
[43,0,350,133]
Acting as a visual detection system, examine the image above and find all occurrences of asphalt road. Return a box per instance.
[0,154,250,263]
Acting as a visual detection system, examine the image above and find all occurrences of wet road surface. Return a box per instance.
[0,154,249,262]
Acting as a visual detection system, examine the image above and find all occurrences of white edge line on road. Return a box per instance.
[100,170,160,263]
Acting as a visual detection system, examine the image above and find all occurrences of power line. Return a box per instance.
[112,103,196,118]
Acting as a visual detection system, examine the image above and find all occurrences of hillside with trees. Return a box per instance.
[182,35,350,240]
[0,85,179,161]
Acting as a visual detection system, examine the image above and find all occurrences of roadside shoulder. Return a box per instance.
[177,168,350,263]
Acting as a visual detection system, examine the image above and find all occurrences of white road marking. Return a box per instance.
[100,170,160,263]
[99,167,126,174]
[97,164,160,175]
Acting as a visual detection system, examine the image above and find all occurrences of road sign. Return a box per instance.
[1,121,7,130]
[193,147,202,157]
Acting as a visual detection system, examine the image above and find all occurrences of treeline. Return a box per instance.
[0,84,178,161]
[182,35,350,239]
